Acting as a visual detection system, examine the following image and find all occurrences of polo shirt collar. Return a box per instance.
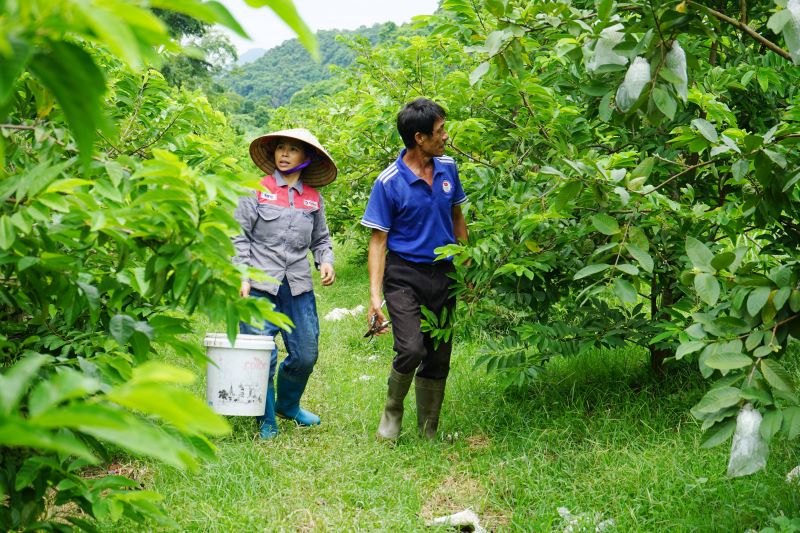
[273,171,304,194]
[396,149,444,184]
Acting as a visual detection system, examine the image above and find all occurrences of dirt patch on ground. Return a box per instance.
[420,473,510,531]
[466,434,491,450]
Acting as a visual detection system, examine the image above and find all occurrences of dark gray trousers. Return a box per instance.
[383,251,455,380]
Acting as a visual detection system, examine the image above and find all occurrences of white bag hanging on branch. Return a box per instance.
[782,0,800,65]
[584,23,628,73]
[615,56,651,112]
[727,403,769,478]
[665,41,688,102]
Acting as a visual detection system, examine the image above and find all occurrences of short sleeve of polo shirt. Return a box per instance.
[450,165,467,206]
[361,176,393,232]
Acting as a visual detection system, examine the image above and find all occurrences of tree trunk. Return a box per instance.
[650,272,675,374]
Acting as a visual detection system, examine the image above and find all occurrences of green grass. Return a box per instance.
[112,244,800,531]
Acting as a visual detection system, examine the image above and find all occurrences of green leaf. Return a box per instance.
[574,263,611,279]
[0,352,50,416]
[129,362,196,386]
[71,1,150,69]
[226,302,239,347]
[745,331,764,352]
[553,181,583,212]
[470,62,490,85]
[613,278,637,304]
[0,37,32,108]
[694,273,720,306]
[615,263,639,276]
[0,215,15,250]
[106,383,229,436]
[761,359,794,393]
[691,386,741,416]
[30,404,197,470]
[597,0,614,19]
[773,287,791,311]
[676,340,705,360]
[710,252,735,272]
[705,351,752,371]
[239,0,320,56]
[28,41,109,168]
[686,236,713,269]
[590,213,620,235]
[782,407,800,439]
[598,91,613,122]
[652,85,677,120]
[109,314,136,345]
[760,408,783,441]
[747,286,771,316]
[791,290,800,313]
[631,158,655,179]
[626,244,653,273]
[28,368,102,417]
[731,159,749,181]
[691,118,718,143]
[700,418,736,448]
[782,171,800,192]
[485,30,509,56]
[0,418,95,460]
[741,384,773,406]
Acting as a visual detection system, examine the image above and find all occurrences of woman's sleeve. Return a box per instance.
[310,197,334,268]
[232,195,257,267]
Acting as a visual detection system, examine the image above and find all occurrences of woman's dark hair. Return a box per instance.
[396,98,446,149]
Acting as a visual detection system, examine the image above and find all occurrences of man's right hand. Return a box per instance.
[367,298,389,336]
[240,281,251,298]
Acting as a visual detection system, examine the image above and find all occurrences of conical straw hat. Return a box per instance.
[249,128,338,187]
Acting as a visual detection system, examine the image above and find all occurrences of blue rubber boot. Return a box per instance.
[257,381,278,439]
[275,368,320,426]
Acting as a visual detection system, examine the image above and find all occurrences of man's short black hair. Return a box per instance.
[396,98,446,149]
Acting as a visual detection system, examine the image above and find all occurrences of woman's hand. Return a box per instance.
[320,263,335,286]
[240,281,250,297]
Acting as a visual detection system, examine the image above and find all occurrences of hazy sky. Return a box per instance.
[218,0,440,54]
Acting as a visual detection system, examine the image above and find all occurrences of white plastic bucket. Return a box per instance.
[204,333,274,416]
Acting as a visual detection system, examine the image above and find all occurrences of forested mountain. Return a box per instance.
[221,22,400,107]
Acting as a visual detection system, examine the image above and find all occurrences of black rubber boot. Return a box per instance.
[415,376,446,440]
[376,367,414,441]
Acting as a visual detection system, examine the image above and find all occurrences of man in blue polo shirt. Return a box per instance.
[361,98,468,441]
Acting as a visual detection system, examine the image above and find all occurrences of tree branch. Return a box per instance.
[449,144,497,169]
[644,158,717,195]
[688,1,791,61]
[0,124,35,131]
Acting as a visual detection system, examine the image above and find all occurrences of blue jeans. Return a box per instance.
[239,279,320,381]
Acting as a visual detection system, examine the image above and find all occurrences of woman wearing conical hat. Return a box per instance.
[233,128,337,439]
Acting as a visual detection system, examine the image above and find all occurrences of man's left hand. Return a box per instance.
[320,263,335,286]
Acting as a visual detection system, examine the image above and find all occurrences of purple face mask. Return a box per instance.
[280,159,312,175]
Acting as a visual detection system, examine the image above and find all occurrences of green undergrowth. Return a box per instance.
[110,243,800,532]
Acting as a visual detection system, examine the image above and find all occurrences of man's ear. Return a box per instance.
[414,131,426,146]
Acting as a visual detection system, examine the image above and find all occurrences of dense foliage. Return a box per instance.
[0,0,303,529]
[221,22,402,108]
[269,0,800,472]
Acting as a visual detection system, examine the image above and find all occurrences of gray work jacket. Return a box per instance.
[232,172,334,296]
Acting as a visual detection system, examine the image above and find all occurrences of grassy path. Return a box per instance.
[123,245,800,531]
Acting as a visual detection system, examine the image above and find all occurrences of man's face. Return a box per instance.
[418,117,448,157]
[274,137,309,172]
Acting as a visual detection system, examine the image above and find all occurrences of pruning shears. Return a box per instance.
[364,301,391,342]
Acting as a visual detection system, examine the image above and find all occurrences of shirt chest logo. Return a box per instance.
[258,191,277,202]
[442,180,452,194]
[303,199,319,209]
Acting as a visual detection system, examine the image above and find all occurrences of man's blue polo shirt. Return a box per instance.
[361,149,467,263]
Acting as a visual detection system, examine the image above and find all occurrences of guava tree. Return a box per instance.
[270,0,800,474]
[0,0,311,529]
